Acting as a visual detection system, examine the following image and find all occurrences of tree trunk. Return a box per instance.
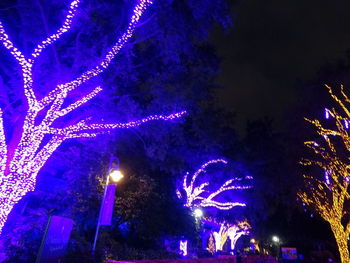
[0,175,32,233]
[0,196,17,233]
[331,224,350,263]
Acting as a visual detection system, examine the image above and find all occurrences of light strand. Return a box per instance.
[206,218,250,251]
[0,0,186,234]
[298,84,350,263]
[180,159,252,210]
[39,0,153,108]
[31,0,80,59]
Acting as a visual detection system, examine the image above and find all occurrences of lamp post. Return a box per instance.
[92,156,124,254]
[193,208,203,219]
[193,207,203,251]
[272,235,280,260]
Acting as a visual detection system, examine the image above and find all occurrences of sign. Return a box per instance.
[36,216,74,263]
[100,184,116,226]
[281,247,298,260]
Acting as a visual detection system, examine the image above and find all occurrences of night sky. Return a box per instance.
[213,0,350,130]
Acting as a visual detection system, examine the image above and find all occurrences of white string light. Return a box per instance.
[180,159,252,210]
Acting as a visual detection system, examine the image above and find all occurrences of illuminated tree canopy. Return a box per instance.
[0,0,186,234]
[298,85,350,263]
[204,217,250,252]
[227,220,251,251]
[177,159,252,210]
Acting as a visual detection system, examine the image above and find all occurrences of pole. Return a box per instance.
[35,216,52,263]
[92,155,120,254]
[92,174,109,254]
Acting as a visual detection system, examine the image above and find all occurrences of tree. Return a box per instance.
[213,222,229,251]
[177,158,252,210]
[298,85,350,263]
[204,217,250,252]
[0,0,233,259]
[227,220,250,251]
[0,0,186,233]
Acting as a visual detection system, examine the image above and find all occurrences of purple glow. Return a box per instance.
[0,0,186,233]
[325,108,330,119]
[325,170,331,185]
[180,159,252,210]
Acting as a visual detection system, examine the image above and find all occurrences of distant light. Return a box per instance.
[179,240,188,256]
[325,108,329,119]
[109,169,124,183]
[194,208,203,218]
[250,238,256,243]
[272,236,279,243]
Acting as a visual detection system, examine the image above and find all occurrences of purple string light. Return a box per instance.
[0,0,186,233]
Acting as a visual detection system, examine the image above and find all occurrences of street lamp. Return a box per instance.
[272,235,280,260]
[193,208,203,250]
[109,169,124,183]
[272,236,280,243]
[92,156,123,254]
[194,208,203,218]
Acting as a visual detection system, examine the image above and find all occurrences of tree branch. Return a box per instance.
[0,109,6,175]
[31,0,80,60]
[0,22,37,106]
[46,111,187,136]
[39,0,153,108]
[182,158,251,209]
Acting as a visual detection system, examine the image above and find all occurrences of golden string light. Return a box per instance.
[298,84,350,263]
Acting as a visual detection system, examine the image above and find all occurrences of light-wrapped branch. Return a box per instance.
[46,111,187,136]
[204,217,251,251]
[0,110,6,176]
[0,0,186,234]
[31,0,80,59]
[39,0,153,108]
[178,159,252,210]
[227,220,251,250]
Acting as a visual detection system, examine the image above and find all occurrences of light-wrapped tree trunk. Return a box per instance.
[0,0,185,233]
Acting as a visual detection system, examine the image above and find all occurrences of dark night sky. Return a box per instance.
[213,0,350,130]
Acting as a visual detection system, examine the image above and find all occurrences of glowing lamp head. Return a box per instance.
[193,208,203,218]
[109,169,124,183]
[272,236,279,243]
[250,238,256,243]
